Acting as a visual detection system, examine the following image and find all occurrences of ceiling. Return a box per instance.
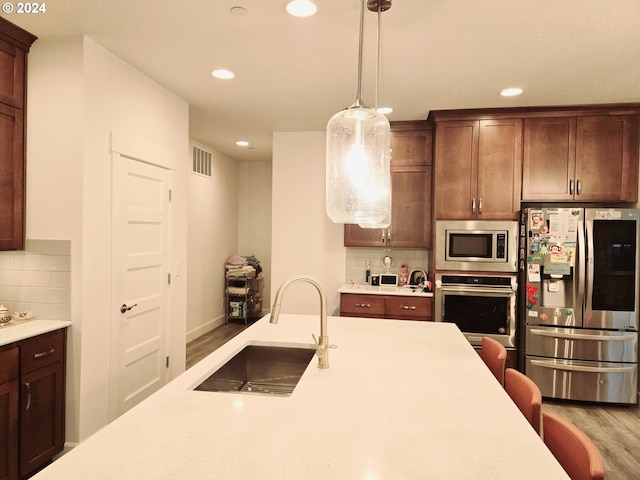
[3,0,640,162]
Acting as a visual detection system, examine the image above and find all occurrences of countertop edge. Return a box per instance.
[0,319,72,346]
[338,283,433,297]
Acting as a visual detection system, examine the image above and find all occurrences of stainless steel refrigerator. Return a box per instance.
[520,207,639,404]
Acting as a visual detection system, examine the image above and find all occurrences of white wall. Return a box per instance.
[26,35,189,443]
[271,132,345,315]
[186,148,272,340]
[238,161,272,312]
[186,142,240,341]
[26,35,85,446]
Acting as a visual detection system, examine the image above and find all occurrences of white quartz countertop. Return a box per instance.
[338,283,433,297]
[0,319,72,346]
[32,314,568,480]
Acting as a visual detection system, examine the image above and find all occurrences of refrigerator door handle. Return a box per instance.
[530,359,636,374]
[576,218,586,325]
[584,216,595,319]
[530,328,637,342]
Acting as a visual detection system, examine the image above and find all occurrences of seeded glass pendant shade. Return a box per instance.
[325,0,392,227]
[326,107,391,225]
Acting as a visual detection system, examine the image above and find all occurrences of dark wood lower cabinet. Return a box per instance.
[340,293,433,321]
[20,362,64,478]
[0,347,19,480]
[0,329,66,480]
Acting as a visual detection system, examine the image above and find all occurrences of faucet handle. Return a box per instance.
[311,333,318,346]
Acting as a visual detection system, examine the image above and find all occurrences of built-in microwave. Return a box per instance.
[435,220,518,272]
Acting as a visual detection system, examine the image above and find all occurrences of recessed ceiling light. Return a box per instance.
[500,87,523,97]
[377,106,393,115]
[285,0,317,17]
[212,69,235,79]
[236,140,249,147]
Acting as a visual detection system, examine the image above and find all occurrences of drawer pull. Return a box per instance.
[34,347,55,359]
[354,303,371,308]
[400,305,417,310]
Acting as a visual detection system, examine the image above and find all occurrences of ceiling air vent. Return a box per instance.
[192,145,212,177]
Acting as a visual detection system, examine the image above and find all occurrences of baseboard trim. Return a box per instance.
[186,316,226,343]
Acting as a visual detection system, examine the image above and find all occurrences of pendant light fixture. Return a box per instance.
[358,0,392,229]
[326,0,392,227]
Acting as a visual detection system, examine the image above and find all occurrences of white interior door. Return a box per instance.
[109,153,171,420]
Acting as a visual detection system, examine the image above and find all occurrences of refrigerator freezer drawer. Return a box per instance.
[526,325,638,362]
[526,356,638,404]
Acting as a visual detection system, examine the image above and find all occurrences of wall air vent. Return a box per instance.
[192,145,212,177]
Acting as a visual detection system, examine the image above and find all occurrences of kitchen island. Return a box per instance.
[32,314,568,479]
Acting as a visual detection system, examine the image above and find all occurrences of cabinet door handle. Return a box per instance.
[569,179,574,195]
[25,382,31,411]
[401,305,417,310]
[354,303,371,308]
[34,347,55,359]
[478,198,483,214]
[472,198,476,214]
[576,179,582,195]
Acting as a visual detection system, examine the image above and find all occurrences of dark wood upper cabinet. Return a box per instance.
[523,113,638,202]
[522,116,576,201]
[432,118,522,220]
[0,18,36,251]
[344,121,432,249]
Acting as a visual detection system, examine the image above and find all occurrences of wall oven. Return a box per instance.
[434,273,518,349]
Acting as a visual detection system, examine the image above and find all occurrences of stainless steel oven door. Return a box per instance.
[434,277,517,348]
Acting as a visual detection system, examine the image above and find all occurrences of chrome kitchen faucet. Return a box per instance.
[269,275,329,369]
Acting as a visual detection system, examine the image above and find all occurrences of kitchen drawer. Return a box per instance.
[526,355,637,404]
[0,346,18,383]
[20,329,65,374]
[385,296,432,321]
[526,326,638,363]
[340,294,386,317]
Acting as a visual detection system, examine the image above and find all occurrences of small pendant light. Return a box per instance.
[326,0,392,226]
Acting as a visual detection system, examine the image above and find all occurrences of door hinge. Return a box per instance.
[169,189,172,202]
[168,273,171,285]
[166,356,170,368]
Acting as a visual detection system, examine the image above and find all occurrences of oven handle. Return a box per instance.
[530,359,636,374]
[530,328,637,342]
[440,287,516,296]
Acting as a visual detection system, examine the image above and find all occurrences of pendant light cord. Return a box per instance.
[353,0,366,108]
[375,6,381,110]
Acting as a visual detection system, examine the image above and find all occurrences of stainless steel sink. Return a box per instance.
[194,344,315,396]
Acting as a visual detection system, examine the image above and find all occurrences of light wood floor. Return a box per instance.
[186,323,640,479]
[542,399,640,480]
[186,322,250,369]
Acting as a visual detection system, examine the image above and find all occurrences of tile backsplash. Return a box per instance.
[0,239,71,320]
[345,247,429,284]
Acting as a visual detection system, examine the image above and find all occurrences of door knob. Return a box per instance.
[120,303,138,314]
